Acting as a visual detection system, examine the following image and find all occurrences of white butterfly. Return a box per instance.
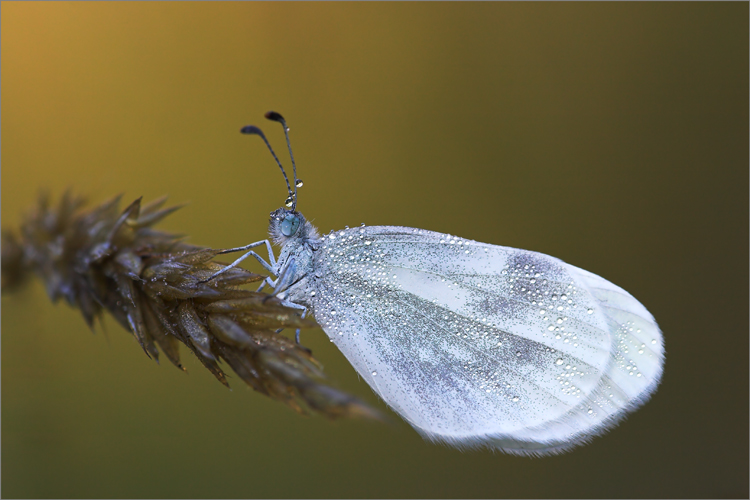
[206,112,664,456]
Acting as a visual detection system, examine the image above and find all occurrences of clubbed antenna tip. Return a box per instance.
[240,125,262,135]
[264,111,285,124]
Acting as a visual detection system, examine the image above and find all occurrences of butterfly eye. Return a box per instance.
[281,215,301,237]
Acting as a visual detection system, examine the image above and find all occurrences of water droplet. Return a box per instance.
[512,396,520,402]
[587,308,594,314]
[295,179,304,187]
[284,196,294,207]
[555,358,564,365]
[372,371,377,376]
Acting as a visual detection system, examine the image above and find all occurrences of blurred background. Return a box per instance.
[2,3,747,498]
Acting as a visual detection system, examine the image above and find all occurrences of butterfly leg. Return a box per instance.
[259,255,309,344]
[217,240,276,267]
[199,240,276,283]
[256,276,278,293]
[278,300,307,315]
[272,297,307,344]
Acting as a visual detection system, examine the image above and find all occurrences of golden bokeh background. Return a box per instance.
[2,2,747,498]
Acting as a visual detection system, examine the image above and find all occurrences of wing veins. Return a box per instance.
[338,234,588,288]
[588,287,659,327]
[316,281,438,423]
[320,275,580,410]
[377,263,612,353]
[385,291,583,409]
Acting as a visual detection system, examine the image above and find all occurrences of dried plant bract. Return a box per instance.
[2,192,380,420]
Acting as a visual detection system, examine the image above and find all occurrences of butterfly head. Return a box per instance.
[269,208,318,246]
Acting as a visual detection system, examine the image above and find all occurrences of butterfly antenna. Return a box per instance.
[240,124,294,207]
[265,111,300,211]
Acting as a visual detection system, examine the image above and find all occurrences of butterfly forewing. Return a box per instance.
[306,226,663,454]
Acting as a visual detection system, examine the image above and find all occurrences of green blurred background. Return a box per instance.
[2,2,747,498]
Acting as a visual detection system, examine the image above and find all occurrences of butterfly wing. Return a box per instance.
[308,226,664,455]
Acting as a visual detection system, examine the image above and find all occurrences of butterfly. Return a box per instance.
[205,111,664,456]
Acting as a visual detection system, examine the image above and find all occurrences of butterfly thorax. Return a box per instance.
[268,208,321,305]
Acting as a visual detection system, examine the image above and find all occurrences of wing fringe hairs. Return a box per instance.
[2,191,380,420]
